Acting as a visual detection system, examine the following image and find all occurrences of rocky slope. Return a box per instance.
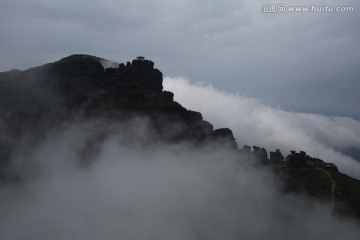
[0,54,359,221]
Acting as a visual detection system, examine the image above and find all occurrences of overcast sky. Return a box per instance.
[1,0,359,119]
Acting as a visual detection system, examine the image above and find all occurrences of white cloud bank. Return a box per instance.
[164,77,360,179]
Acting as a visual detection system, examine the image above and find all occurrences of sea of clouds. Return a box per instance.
[164,77,360,179]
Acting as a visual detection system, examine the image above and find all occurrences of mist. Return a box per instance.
[164,77,360,179]
[0,117,359,240]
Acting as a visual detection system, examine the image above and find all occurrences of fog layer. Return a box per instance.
[0,118,359,239]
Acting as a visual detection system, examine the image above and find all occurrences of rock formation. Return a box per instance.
[1,54,360,220]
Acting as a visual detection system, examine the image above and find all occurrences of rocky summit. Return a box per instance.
[0,54,360,222]
[0,54,236,145]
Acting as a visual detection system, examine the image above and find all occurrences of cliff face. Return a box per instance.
[0,54,237,148]
[1,54,360,222]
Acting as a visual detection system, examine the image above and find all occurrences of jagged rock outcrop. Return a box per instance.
[270,149,284,162]
[1,54,360,221]
[252,146,268,164]
[287,150,307,167]
[239,145,252,159]
[0,54,237,147]
[0,55,241,183]
[211,128,238,149]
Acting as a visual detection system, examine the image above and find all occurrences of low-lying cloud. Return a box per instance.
[164,77,360,179]
[0,118,359,239]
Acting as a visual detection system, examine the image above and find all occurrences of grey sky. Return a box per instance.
[1,0,359,119]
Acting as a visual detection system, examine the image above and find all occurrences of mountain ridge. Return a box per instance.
[0,54,360,222]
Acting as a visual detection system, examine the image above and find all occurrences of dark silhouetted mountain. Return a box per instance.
[0,54,359,222]
[0,54,235,145]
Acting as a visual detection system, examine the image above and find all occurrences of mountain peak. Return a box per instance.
[1,55,360,221]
